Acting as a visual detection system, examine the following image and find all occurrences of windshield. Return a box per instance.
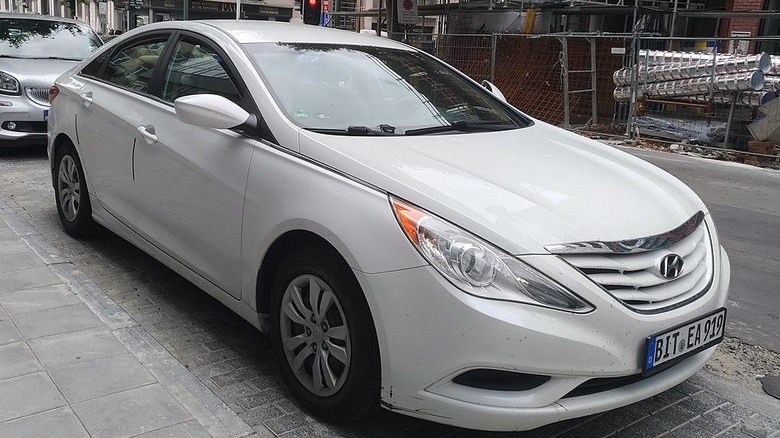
[0,18,101,60]
[244,42,530,135]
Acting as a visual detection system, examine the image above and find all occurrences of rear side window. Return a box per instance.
[103,40,167,94]
[161,39,240,103]
[80,50,110,78]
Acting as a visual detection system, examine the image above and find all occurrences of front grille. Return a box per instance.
[554,214,714,313]
[25,87,50,107]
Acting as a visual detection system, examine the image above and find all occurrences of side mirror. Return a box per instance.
[481,80,507,103]
[174,94,250,129]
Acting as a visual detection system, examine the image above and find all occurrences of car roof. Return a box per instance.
[132,20,414,51]
[0,13,88,26]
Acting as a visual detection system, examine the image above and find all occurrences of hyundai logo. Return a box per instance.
[659,254,684,279]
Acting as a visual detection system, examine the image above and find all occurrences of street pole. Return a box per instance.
[625,2,639,139]
[669,0,679,50]
[236,0,240,19]
[377,0,382,36]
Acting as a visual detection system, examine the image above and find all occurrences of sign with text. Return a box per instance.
[396,0,417,24]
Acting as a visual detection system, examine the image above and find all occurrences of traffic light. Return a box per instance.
[302,0,321,26]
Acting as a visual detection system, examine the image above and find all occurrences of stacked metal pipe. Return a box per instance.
[766,56,780,96]
[770,56,780,75]
[613,50,777,108]
[613,89,774,109]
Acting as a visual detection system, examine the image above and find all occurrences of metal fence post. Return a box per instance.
[590,37,598,126]
[490,34,497,84]
[625,3,639,139]
[560,36,570,129]
[724,91,737,148]
[705,45,718,132]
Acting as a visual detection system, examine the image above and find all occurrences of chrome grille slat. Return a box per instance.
[628,270,712,312]
[25,87,50,107]
[590,271,668,288]
[610,263,706,302]
[562,227,705,272]
[556,213,714,313]
[683,242,707,271]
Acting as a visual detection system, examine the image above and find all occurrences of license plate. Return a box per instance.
[43,110,49,121]
[643,307,726,375]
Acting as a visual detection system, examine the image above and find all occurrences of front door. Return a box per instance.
[132,36,253,298]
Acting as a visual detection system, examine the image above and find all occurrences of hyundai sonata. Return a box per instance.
[47,21,729,431]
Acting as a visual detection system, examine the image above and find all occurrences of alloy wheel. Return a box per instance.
[279,274,351,397]
[58,155,81,222]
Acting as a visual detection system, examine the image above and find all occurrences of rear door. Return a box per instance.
[75,34,171,225]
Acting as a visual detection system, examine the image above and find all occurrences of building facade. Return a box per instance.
[0,0,294,34]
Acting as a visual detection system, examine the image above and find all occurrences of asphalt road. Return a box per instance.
[620,146,780,354]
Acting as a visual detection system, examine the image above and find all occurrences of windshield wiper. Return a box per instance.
[307,124,398,136]
[40,56,81,61]
[0,55,80,60]
[404,121,519,136]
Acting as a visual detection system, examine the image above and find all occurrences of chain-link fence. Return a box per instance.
[397,32,780,152]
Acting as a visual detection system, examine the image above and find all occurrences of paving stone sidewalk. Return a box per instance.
[0,202,258,437]
[1,149,779,437]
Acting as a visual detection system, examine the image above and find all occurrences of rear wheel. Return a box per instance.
[270,247,379,422]
[54,143,94,237]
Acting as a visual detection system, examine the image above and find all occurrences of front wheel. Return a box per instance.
[54,143,94,237]
[270,247,379,423]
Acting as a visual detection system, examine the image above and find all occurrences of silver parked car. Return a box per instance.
[0,13,101,147]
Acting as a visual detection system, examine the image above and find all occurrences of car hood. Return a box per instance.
[1,58,79,87]
[298,121,707,255]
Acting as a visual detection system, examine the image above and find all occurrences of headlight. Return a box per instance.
[0,71,20,95]
[391,197,594,313]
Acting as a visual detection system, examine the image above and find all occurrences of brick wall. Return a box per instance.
[720,0,766,53]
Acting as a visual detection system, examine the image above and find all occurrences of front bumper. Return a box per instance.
[0,93,49,145]
[356,246,730,431]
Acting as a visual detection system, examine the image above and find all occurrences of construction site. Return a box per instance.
[324,0,780,165]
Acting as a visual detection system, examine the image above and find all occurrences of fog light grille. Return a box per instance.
[2,121,46,133]
[452,369,551,391]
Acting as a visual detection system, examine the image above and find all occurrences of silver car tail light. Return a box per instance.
[48,85,60,104]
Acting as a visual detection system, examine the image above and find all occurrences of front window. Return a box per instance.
[161,40,240,103]
[245,42,529,135]
[0,18,101,60]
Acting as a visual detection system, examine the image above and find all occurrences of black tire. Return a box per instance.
[54,142,94,237]
[270,246,380,423]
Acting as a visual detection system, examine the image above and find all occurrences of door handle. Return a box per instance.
[79,91,93,107]
[137,125,158,144]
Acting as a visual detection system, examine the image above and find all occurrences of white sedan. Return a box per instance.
[47,20,730,431]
